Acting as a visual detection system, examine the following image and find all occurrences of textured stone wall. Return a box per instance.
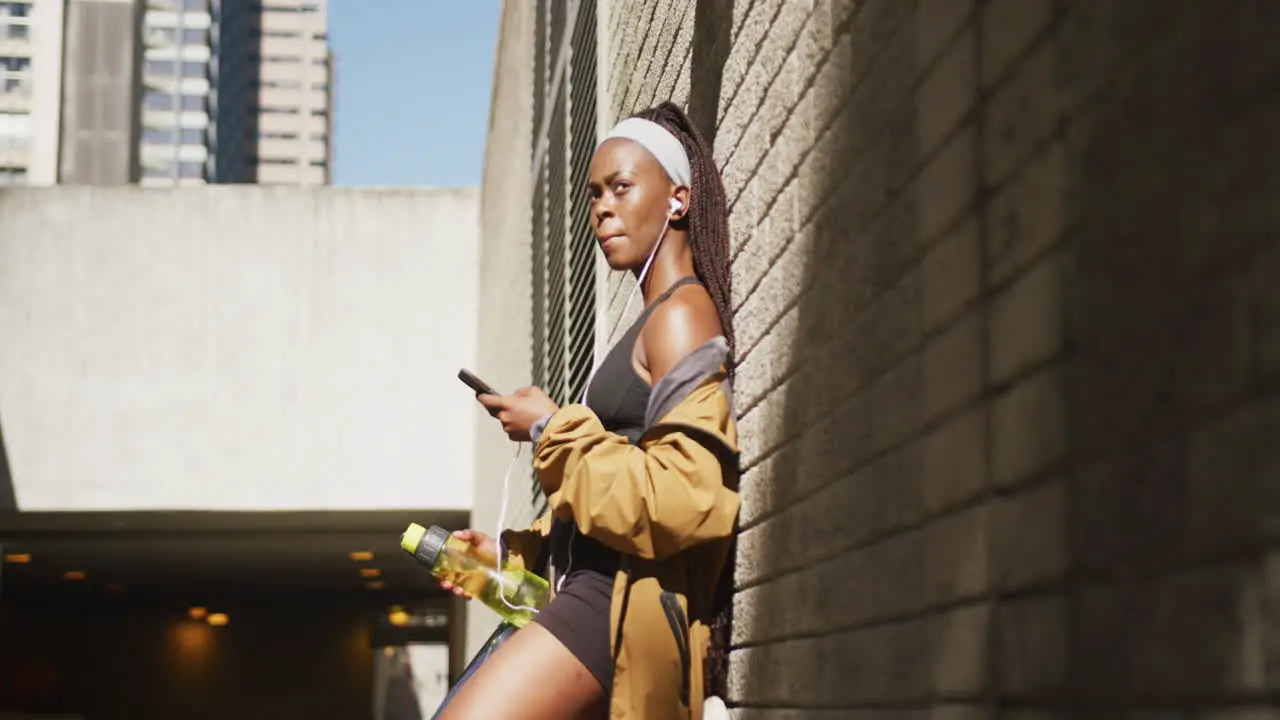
[595,0,1280,715]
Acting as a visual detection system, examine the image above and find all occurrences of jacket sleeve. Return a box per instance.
[499,511,552,574]
[532,383,740,561]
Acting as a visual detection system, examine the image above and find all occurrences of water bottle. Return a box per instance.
[399,523,550,628]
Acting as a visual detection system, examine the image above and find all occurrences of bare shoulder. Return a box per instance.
[642,283,724,384]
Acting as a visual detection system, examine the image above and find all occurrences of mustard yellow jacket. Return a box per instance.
[502,337,740,719]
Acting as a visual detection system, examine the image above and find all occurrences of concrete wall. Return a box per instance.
[489,0,1280,715]
[26,0,66,186]
[59,0,142,184]
[465,0,536,659]
[0,186,478,512]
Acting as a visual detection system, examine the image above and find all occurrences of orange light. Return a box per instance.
[206,613,229,627]
[63,570,86,580]
[189,606,208,620]
[4,553,31,564]
[365,581,385,590]
[388,606,410,627]
[349,551,374,562]
[359,567,381,578]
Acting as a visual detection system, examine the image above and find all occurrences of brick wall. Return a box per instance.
[598,0,701,341]
[597,0,1280,715]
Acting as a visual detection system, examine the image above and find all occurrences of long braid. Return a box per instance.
[633,102,735,369]
[632,101,737,703]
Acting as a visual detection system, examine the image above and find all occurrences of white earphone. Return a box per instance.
[670,197,682,214]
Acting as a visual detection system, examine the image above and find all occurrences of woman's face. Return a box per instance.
[588,138,675,271]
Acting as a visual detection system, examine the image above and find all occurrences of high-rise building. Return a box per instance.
[59,0,144,184]
[137,0,214,186]
[213,0,331,184]
[210,0,253,181]
[0,0,66,186]
[2,0,332,187]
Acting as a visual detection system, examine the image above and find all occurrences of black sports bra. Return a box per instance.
[582,276,701,444]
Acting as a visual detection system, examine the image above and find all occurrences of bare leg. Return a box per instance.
[436,622,607,720]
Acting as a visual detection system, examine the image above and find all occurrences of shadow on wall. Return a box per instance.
[0,410,15,511]
[731,0,1278,713]
[1054,2,1279,705]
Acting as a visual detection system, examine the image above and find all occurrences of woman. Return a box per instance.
[440,102,739,720]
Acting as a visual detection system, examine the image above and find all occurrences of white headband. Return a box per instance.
[599,117,692,188]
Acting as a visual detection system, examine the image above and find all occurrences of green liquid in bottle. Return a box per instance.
[400,523,550,628]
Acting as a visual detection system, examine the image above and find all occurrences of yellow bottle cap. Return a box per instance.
[401,523,427,554]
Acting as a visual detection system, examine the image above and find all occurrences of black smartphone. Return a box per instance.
[458,368,499,397]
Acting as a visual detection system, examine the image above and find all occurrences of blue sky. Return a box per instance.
[328,1,501,187]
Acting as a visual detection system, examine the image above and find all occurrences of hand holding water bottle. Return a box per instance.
[401,523,550,628]
[438,529,497,600]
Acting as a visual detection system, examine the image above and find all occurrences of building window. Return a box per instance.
[142,127,176,144]
[0,111,32,154]
[180,94,204,111]
[252,105,297,115]
[262,55,300,64]
[145,60,177,76]
[0,72,31,98]
[311,83,327,91]
[0,167,27,185]
[308,160,325,168]
[250,29,303,39]
[259,130,298,140]
[0,3,31,19]
[181,28,206,44]
[256,3,318,12]
[0,55,31,72]
[144,91,177,111]
[310,108,327,117]
[1,23,28,41]
[183,0,206,10]
[181,60,206,78]
[180,128,204,144]
[178,161,203,178]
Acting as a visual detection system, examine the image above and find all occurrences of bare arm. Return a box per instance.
[642,286,723,384]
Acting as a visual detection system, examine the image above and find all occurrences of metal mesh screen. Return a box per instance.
[565,0,598,402]
[528,0,598,513]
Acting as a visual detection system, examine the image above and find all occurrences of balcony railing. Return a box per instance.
[145,28,176,47]
[0,71,32,111]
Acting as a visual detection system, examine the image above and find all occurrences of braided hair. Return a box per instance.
[632,102,735,366]
[631,101,737,702]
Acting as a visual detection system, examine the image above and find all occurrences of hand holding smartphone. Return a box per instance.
[458,368,499,397]
[460,369,558,442]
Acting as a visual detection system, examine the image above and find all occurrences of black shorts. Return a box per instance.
[531,569,615,692]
